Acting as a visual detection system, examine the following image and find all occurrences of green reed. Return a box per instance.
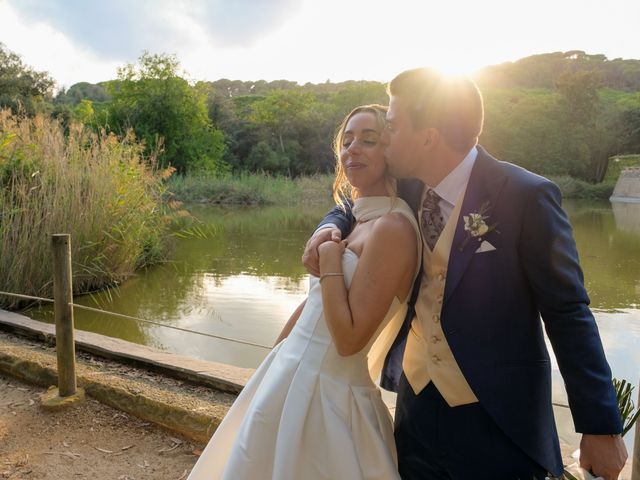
[0,110,174,309]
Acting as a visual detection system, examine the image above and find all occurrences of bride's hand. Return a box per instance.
[318,239,347,258]
[302,228,342,276]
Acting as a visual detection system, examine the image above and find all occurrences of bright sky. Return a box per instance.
[1,0,639,90]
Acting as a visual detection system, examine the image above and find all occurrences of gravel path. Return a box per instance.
[0,373,202,479]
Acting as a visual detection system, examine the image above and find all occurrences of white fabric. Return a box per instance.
[352,195,399,222]
[423,145,477,223]
[563,463,602,480]
[563,449,603,480]
[188,197,421,480]
[474,240,496,253]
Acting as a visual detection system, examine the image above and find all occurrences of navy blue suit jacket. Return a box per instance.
[319,146,622,475]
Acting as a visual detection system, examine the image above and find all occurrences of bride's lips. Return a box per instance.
[345,162,365,170]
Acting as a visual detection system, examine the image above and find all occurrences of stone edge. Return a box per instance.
[0,309,259,443]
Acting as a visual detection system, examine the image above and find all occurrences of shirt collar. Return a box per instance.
[430,146,478,206]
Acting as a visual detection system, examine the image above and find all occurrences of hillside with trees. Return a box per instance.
[2,45,639,183]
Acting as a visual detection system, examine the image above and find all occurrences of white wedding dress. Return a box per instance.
[188,197,421,480]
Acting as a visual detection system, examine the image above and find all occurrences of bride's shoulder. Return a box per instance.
[371,209,417,247]
[385,198,419,231]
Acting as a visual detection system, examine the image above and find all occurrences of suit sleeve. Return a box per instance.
[317,202,355,240]
[519,180,623,434]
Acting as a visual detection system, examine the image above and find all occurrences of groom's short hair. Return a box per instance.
[388,68,484,153]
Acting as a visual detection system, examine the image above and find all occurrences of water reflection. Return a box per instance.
[563,200,640,311]
[611,201,640,234]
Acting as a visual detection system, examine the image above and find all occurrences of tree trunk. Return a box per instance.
[278,133,285,153]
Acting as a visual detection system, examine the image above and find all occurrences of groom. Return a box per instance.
[302,68,627,479]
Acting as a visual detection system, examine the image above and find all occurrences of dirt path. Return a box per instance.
[0,374,202,479]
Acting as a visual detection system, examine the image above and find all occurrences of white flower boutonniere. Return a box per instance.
[464,213,490,238]
[459,201,499,252]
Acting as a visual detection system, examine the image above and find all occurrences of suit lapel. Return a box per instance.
[443,147,507,303]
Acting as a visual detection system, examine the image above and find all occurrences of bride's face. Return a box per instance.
[340,112,388,196]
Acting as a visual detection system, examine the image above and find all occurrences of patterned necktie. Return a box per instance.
[421,189,445,250]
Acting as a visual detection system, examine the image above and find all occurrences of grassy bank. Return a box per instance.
[548,175,615,200]
[169,172,616,205]
[0,110,173,309]
[167,173,334,205]
[551,154,640,200]
[604,154,640,182]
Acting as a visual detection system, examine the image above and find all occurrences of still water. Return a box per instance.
[24,199,640,447]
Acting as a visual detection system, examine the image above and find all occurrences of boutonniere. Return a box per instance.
[458,201,499,252]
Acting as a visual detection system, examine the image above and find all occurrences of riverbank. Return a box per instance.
[167,173,334,205]
[167,173,615,205]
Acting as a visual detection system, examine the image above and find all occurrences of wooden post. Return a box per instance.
[633,379,640,480]
[52,234,77,397]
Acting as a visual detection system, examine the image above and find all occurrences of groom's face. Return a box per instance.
[385,95,425,179]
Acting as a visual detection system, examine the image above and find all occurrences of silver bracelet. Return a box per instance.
[319,272,344,283]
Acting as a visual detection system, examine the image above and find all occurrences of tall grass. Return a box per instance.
[167,172,334,205]
[0,110,173,309]
[171,171,617,204]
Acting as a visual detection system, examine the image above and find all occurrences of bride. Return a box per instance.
[187,104,421,480]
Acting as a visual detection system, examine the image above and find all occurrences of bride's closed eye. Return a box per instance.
[342,135,381,149]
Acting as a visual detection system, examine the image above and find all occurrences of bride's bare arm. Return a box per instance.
[318,213,417,356]
[273,299,307,346]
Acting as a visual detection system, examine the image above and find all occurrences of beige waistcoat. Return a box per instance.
[402,190,478,406]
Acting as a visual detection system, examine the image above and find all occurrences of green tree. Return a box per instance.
[618,108,640,153]
[54,82,110,105]
[73,99,95,124]
[0,43,54,115]
[475,51,640,92]
[107,52,227,174]
[556,70,619,182]
[481,88,572,175]
[248,89,317,176]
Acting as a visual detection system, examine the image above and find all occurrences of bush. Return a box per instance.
[548,175,615,200]
[0,110,173,309]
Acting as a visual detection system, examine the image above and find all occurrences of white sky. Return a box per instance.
[1,0,639,90]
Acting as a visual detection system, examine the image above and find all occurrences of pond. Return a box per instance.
[24,199,640,450]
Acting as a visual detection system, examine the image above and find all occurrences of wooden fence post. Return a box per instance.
[52,234,77,397]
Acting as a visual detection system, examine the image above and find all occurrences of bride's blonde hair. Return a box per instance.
[332,104,396,208]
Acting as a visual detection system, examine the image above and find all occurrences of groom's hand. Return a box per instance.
[579,433,627,480]
[302,227,342,276]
